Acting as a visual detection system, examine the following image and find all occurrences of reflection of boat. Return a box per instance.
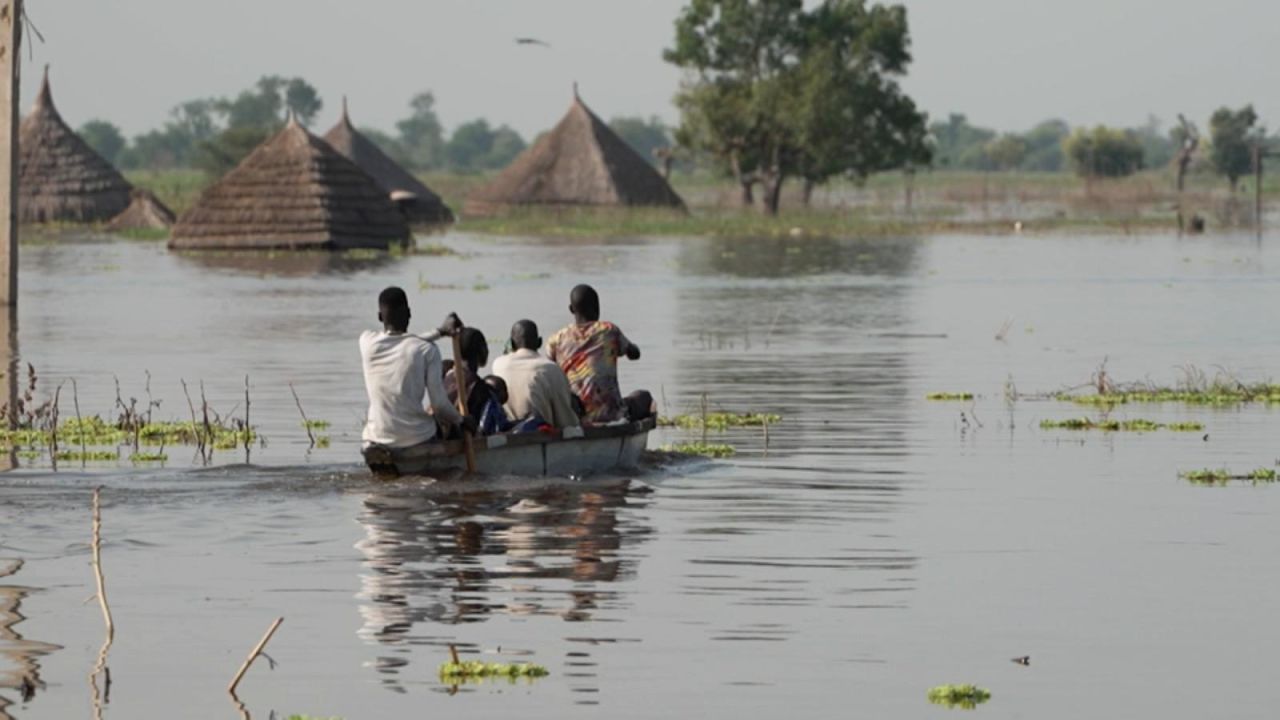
[363,418,654,477]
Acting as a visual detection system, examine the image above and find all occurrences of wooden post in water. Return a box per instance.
[0,0,18,314]
[0,1,18,467]
[1255,143,1263,239]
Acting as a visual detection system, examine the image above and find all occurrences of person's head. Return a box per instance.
[569,284,600,322]
[459,327,489,371]
[510,319,541,351]
[378,286,410,332]
[484,375,509,405]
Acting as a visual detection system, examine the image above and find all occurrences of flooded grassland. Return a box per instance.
[1,229,1279,719]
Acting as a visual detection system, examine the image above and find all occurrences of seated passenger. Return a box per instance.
[547,285,652,424]
[445,327,508,434]
[491,319,581,429]
[359,287,474,451]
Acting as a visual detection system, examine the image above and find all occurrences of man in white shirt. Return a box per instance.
[491,319,581,430]
[359,287,474,452]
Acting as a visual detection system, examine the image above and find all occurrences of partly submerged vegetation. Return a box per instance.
[659,442,737,458]
[438,661,549,682]
[1039,417,1203,432]
[1059,380,1280,407]
[927,684,992,709]
[658,412,780,430]
[926,392,974,401]
[1180,468,1278,486]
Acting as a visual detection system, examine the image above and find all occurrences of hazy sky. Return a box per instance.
[22,0,1279,139]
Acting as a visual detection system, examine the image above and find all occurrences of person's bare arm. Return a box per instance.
[618,328,640,361]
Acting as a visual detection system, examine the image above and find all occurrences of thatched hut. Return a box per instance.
[464,90,685,216]
[106,188,175,231]
[170,115,410,250]
[322,99,454,226]
[18,68,132,223]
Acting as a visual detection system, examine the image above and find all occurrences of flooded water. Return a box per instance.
[2,229,1280,718]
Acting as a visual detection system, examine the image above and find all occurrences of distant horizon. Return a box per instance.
[20,0,1278,141]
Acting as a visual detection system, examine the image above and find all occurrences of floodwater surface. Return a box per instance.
[2,230,1279,719]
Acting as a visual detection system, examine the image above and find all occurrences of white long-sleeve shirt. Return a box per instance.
[360,330,462,448]
[491,348,581,429]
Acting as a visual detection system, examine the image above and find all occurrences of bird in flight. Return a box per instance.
[1011,656,1030,666]
[515,37,551,48]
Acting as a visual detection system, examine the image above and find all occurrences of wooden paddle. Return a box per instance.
[450,330,478,474]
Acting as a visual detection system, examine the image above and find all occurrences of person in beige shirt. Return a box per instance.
[491,319,581,430]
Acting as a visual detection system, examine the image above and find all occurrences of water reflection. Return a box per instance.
[0,560,60,720]
[354,479,651,692]
[173,250,398,278]
[677,235,922,278]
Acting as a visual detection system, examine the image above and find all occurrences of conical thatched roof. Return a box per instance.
[170,115,410,250]
[106,188,175,231]
[322,99,454,226]
[19,68,132,224]
[464,91,684,216]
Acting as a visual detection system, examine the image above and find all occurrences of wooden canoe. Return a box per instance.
[363,417,655,477]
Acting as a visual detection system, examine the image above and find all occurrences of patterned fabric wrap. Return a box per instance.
[547,320,632,424]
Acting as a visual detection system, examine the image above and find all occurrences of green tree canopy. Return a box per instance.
[983,133,1027,171]
[396,92,446,171]
[665,0,929,214]
[928,113,996,169]
[1020,119,1068,171]
[1063,126,1144,179]
[609,116,672,167]
[1209,105,1260,190]
[78,120,126,165]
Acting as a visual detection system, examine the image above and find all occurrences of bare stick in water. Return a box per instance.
[289,383,315,447]
[49,382,62,470]
[72,378,85,460]
[180,379,204,458]
[227,617,284,695]
[243,375,251,457]
[89,486,115,717]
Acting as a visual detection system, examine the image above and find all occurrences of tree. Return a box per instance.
[665,0,928,215]
[193,126,272,177]
[1063,126,1144,179]
[78,120,126,165]
[118,100,219,170]
[484,125,526,170]
[1020,119,1068,171]
[1209,105,1259,191]
[929,113,996,169]
[1132,115,1175,169]
[445,119,495,172]
[609,116,672,167]
[396,92,445,170]
[218,75,322,130]
[983,134,1027,171]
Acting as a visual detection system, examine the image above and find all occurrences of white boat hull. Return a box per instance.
[363,418,654,477]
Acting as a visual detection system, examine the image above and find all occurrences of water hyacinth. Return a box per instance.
[927,684,991,709]
[1039,417,1203,432]
[438,660,549,681]
[1180,467,1278,486]
[659,442,736,458]
[657,412,780,431]
[925,392,974,401]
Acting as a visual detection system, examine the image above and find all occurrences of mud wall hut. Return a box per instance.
[170,115,410,250]
[18,68,132,223]
[322,99,454,226]
[464,91,685,216]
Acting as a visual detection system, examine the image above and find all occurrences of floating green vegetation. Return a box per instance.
[0,416,255,452]
[438,661,549,681]
[658,412,781,430]
[660,442,737,458]
[1180,468,1278,486]
[927,684,991,709]
[472,283,491,291]
[1039,417,1203,432]
[302,419,331,430]
[129,451,168,463]
[54,449,119,462]
[113,227,171,241]
[1059,383,1280,407]
[315,436,331,449]
[926,392,974,401]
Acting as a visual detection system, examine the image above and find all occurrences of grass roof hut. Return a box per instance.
[106,188,176,232]
[18,67,132,223]
[464,90,685,216]
[322,99,454,226]
[170,115,410,250]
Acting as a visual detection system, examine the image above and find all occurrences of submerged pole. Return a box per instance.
[0,0,18,313]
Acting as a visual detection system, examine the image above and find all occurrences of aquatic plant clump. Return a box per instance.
[1039,417,1203,432]
[927,684,991,709]
[658,412,781,430]
[0,415,256,456]
[438,661,549,681]
[1180,468,1278,486]
[659,442,737,458]
[926,392,974,401]
[1058,383,1280,407]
